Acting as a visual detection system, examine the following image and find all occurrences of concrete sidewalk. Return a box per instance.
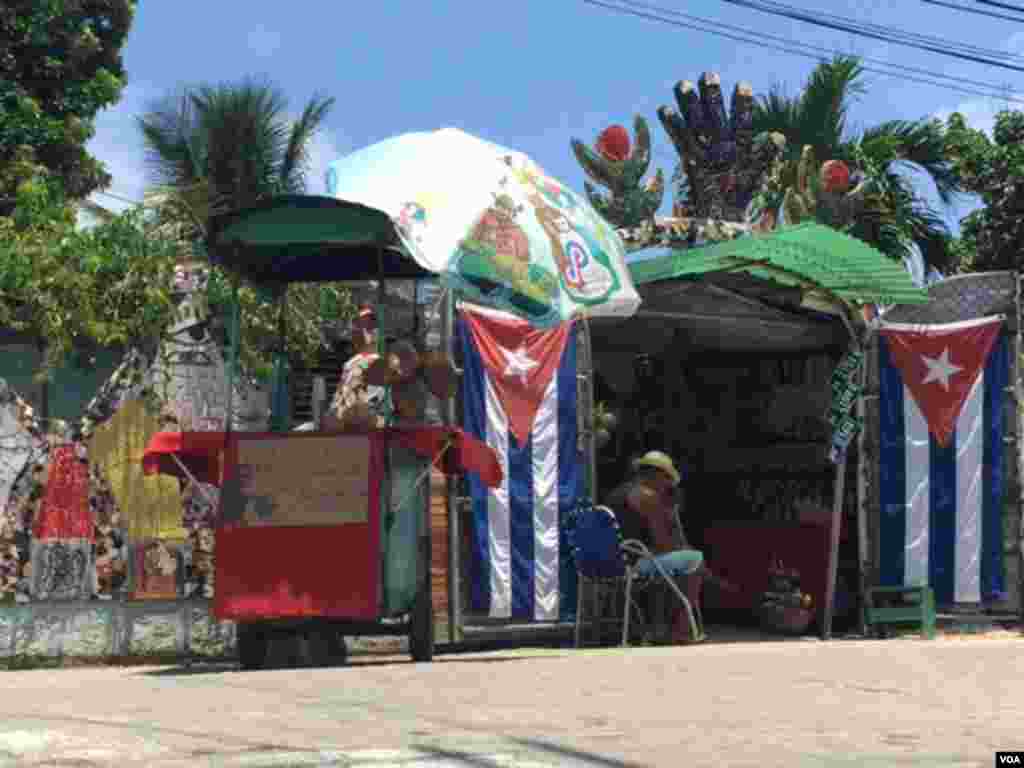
[0,635,1021,767]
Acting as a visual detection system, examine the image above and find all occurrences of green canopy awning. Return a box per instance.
[628,223,930,307]
[205,195,430,284]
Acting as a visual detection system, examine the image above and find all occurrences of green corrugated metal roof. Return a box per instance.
[628,223,930,306]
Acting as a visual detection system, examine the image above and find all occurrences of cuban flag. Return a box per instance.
[459,306,582,622]
[878,315,1007,605]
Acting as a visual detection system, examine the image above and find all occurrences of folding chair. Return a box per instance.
[568,503,701,647]
[622,539,704,644]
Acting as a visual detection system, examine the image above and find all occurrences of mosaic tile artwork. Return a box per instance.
[0,602,235,658]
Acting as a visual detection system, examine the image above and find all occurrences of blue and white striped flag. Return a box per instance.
[878,317,1007,604]
[459,307,581,621]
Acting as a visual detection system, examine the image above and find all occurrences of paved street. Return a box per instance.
[0,634,1021,767]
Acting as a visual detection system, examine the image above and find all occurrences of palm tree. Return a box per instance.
[751,56,962,272]
[139,78,334,241]
[137,78,348,380]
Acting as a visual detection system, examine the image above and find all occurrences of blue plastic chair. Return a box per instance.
[568,503,700,647]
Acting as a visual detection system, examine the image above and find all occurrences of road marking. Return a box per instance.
[0,730,65,752]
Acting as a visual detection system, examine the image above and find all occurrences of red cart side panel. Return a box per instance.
[215,524,380,620]
[213,433,384,621]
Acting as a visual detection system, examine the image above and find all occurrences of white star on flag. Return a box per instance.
[503,345,538,384]
[921,348,963,390]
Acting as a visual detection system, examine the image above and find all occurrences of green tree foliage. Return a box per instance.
[0,177,180,375]
[943,110,1024,272]
[138,79,353,375]
[0,0,135,207]
[751,56,962,271]
[202,268,353,384]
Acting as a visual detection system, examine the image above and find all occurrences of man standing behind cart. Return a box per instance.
[320,304,432,618]
[323,305,389,431]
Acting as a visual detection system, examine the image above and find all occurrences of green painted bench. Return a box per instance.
[863,585,936,639]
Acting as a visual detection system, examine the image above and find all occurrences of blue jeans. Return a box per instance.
[635,549,704,579]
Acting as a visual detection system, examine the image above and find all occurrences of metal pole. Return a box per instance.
[412,279,421,346]
[443,289,461,642]
[1016,272,1023,623]
[855,332,872,637]
[578,315,597,501]
[224,275,241,436]
[822,306,864,640]
[822,448,847,641]
[376,262,391,612]
[270,287,290,433]
[37,341,49,425]
[311,376,326,430]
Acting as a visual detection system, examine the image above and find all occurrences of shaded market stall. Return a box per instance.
[590,223,930,639]
[564,71,984,642]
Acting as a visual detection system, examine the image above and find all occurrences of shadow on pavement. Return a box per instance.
[413,747,513,767]
[685,622,871,645]
[417,743,648,768]
[4,712,306,757]
[350,653,567,667]
[140,651,559,676]
[510,738,650,768]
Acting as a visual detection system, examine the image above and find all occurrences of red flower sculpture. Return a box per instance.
[596,125,632,162]
[820,160,851,194]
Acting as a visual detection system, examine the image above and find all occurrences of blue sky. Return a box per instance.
[89,0,1023,231]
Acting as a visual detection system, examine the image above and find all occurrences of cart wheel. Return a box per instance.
[409,584,435,663]
[298,629,348,668]
[236,624,269,671]
[326,631,349,665]
[295,630,325,668]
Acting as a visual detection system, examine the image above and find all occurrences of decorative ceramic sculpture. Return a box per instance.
[571,72,786,251]
[658,73,785,222]
[777,146,871,229]
[571,117,664,229]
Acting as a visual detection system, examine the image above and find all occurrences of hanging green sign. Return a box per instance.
[828,349,864,463]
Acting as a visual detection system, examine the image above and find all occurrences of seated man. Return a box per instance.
[605,451,722,643]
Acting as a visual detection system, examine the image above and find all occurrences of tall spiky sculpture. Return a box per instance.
[658,73,785,222]
[571,72,786,249]
[571,116,664,229]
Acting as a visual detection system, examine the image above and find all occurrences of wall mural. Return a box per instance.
[0,381,39,602]
[1,351,151,604]
[0,262,267,606]
[87,400,183,542]
[155,263,269,433]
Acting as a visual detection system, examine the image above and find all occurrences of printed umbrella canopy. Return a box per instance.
[325,127,641,327]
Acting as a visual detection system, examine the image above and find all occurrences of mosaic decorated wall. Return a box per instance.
[0,263,269,610]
